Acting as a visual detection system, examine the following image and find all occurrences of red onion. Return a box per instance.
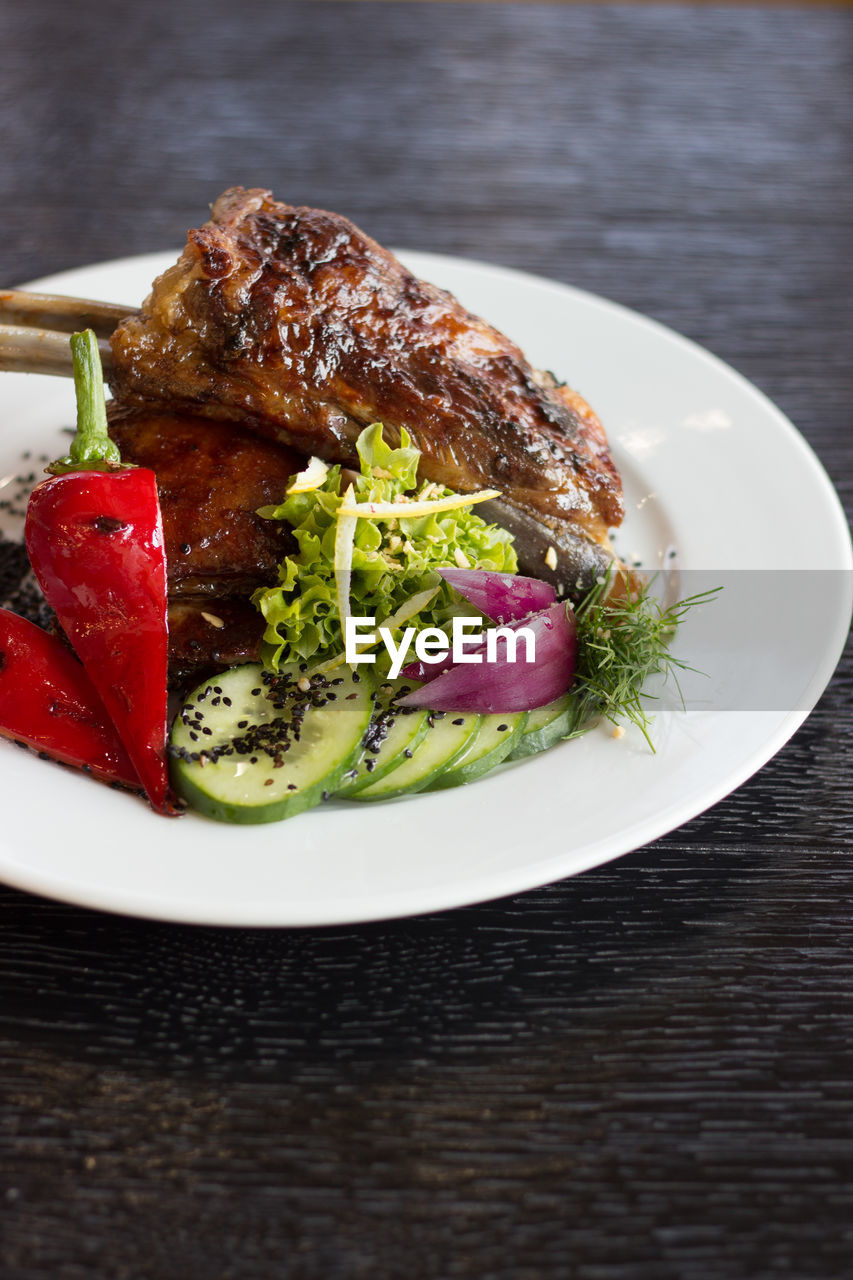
[397,602,577,713]
[401,569,559,683]
[400,651,456,684]
[439,568,556,623]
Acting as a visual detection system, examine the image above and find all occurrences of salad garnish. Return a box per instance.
[568,575,721,749]
[253,423,517,670]
[253,422,715,744]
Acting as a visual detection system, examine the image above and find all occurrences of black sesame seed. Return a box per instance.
[452,717,463,725]
[497,724,508,732]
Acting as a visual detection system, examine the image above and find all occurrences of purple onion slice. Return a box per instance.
[401,570,559,683]
[397,603,577,713]
[439,568,556,623]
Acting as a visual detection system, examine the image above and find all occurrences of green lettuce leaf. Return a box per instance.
[253,424,517,669]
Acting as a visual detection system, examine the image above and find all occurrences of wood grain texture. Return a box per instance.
[0,3,851,1277]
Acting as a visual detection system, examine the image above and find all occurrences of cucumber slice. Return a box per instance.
[352,710,479,802]
[427,711,527,790]
[170,663,373,824]
[336,679,429,797]
[509,691,577,760]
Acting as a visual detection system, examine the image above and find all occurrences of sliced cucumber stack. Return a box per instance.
[509,691,577,760]
[170,663,373,823]
[427,710,527,790]
[337,679,429,797]
[351,709,479,802]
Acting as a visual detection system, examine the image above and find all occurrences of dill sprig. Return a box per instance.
[566,574,720,750]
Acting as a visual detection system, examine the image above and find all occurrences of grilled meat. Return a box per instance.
[110,187,624,594]
[107,403,300,681]
[166,596,268,686]
[108,402,298,597]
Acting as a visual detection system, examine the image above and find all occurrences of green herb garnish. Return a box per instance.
[567,574,720,749]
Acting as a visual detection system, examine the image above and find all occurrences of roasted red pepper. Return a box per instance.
[24,330,176,813]
[0,607,140,789]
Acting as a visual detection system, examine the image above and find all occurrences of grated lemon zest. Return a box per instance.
[333,483,357,636]
[286,456,329,493]
[337,489,500,520]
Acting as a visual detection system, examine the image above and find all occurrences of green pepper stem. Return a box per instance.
[47,329,123,474]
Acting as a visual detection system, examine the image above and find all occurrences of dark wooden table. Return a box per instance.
[1,3,852,1276]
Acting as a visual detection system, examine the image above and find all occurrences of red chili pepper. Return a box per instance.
[24,330,177,814]
[0,607,140,789]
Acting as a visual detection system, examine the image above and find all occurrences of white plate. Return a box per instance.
[0,251,849,925]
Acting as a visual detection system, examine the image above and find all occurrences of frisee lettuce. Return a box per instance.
[253,424,517,670]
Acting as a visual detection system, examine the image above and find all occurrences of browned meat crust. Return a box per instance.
[110,188,623,556]
[108,402,298,598]
[167,596,264,686]
[107,403,300,685]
